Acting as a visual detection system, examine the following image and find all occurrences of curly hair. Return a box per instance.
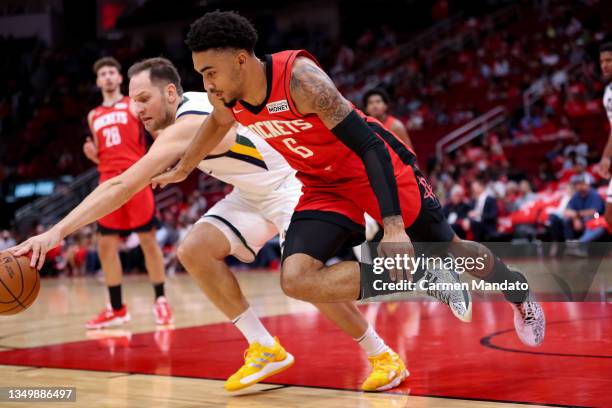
[362,88,390,108]
[186,10,258,53]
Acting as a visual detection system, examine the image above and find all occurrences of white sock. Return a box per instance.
[232,307,275,348]
[355,324,389,357]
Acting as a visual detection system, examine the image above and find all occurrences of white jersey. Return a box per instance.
[176,92,297,197]
[604,83,612,127]
[603,83,612,203]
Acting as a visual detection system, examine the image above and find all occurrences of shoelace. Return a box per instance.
[425,270,452,304]
[239,344,263,371]
[516,302,537,323]
[371,355,394,372]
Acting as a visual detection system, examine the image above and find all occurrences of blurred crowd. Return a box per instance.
[335,0,609,134]
[428,131,610,254]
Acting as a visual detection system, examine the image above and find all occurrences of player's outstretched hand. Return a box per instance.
[7,228,62,270]
[597,157,611,179]
[377,228,414,282]
[151,162,190,189]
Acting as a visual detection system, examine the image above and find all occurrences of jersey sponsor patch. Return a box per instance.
[266,100,290,114]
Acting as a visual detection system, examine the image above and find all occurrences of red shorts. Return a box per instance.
[97,173,157,235]
[294,162,422,228]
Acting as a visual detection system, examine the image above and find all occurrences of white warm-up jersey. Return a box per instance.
[604,83,612,127]
[602,84,612,203]
[176,92,297,197]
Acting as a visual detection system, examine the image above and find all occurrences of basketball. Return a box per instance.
[0,2,611,406]
[0,252,40,315]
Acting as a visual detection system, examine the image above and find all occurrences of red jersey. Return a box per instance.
[231,50,423,226]
[383,114,397,130]
[231,50,414,187]
[90,96,147,178]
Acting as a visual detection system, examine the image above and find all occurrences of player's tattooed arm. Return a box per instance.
[290,56,408,240]
[289,57,352,128]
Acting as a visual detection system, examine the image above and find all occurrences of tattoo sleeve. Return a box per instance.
[289,58,352,128]
[289,57,403,222]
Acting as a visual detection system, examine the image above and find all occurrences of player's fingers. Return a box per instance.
[389,263,397,281]
[390,246,403,281]
[36,245,47,271]
[406,245,415,280]
[151,176,162,189]
[12,242,30,257]
[30,242,40,268]
[378,243,393,281]
[152,171,172,188]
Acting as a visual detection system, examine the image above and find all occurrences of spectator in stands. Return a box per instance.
[563,135,589,161]
[562,174,605,240]
[466,178,499,241]
[443,185,471,239]
[515,180,538,210]
[502,181,520,212]
[0,230,16,251]
[186,191,208,222]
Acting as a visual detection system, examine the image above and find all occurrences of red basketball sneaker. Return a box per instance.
[86,304,130,329]
[153,296,174,325]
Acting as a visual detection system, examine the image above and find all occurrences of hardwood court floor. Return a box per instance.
[0,270,610,407]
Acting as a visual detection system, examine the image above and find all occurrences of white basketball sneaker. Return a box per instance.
[416,268,472,323]
[511,291,545,347]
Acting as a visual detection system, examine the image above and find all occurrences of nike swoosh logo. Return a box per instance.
[233,108,244,114]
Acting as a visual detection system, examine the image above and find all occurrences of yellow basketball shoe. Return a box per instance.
[362,349,409,392]
[224,337,294,391]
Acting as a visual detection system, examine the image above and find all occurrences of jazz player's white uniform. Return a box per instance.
[603,84,612,202]
[177,92,302,261]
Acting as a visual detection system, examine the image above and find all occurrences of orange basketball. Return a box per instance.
[0,252,40,315]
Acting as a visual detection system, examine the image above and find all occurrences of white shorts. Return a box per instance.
[196,178,301,262]
[607,179,612,203]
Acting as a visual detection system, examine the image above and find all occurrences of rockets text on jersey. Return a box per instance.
[89,96,147,176]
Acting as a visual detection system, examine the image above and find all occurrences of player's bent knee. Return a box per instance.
[280,257,311,299]
[176,237,201,267]
[177,224,228,266]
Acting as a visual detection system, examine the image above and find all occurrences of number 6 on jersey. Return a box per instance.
[282,137,313,158]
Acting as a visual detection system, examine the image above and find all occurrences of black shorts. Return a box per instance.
[282,171,456,263]
[97,216,160,238]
